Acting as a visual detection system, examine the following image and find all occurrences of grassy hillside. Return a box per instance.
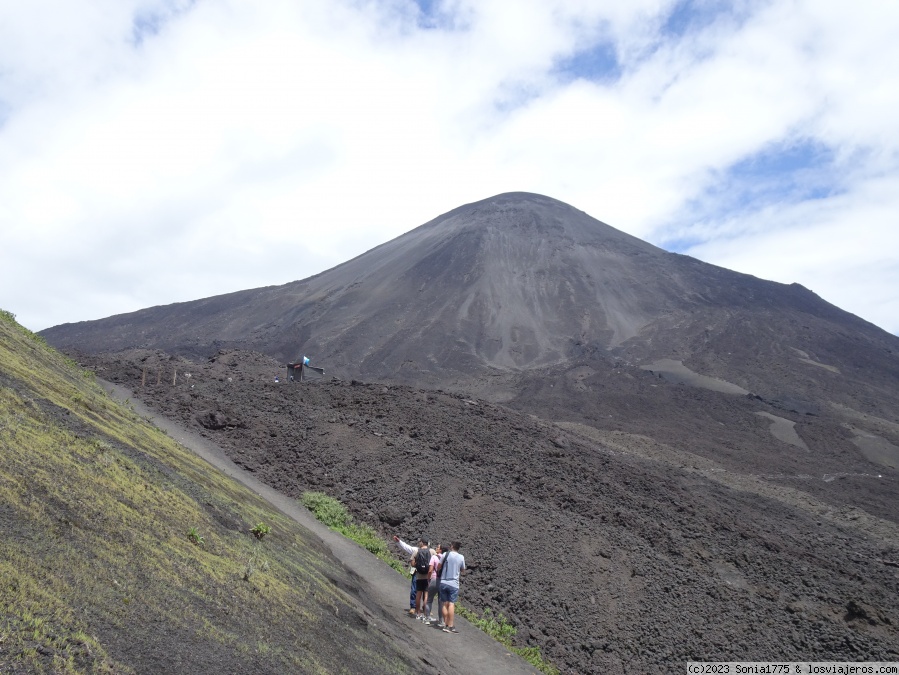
[0,310,416,674]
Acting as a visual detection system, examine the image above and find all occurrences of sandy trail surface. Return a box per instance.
[102,380,539,675]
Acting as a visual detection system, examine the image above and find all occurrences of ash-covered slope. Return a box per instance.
[42,191,899,417]
[44,193,671,370]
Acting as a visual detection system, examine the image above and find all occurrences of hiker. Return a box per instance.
[392,535,418,615]
[438,541,465,634]
[424,544,445,626]
[411,538,433,620]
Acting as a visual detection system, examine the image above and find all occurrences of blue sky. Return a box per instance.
[1,0,897,336]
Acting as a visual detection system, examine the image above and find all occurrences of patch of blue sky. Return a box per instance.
[553,40,621,85]
[130,1,196,47]
[409,0,466,31]
[662,235,709,254]
[491,80,544,116]
[131,12,163,46]
[661,0,731,39]
[715,138,840,206]
[650,0,755,64]
[663,0,759,39]
[659,138,843,252]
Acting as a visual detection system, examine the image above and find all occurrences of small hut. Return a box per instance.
[286,358,325,382]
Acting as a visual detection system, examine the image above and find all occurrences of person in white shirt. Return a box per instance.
[393,535,418,616]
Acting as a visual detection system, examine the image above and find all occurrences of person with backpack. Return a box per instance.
[411,538,433,620]
[437,541,465,634]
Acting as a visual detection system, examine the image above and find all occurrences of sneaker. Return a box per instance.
[408,609,416,617]
[423,618,432,625]
[435,622,445,628]
[443,626,458,634]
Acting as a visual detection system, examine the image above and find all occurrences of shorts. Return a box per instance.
[415,578,429,592]
[439,582,459,604]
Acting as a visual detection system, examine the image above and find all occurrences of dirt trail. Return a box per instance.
[102,380,538,675]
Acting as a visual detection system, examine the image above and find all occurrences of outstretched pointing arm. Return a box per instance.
[393,535,416,556]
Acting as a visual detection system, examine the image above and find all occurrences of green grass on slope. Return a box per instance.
[301,491,408,575]
[0,310,413,675]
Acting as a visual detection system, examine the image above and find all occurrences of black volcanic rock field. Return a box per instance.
[78,348,899,674]
[44,192,899,673]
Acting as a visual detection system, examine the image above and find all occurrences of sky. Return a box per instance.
[1,0,897,336]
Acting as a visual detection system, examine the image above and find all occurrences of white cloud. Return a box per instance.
[0,0,897,337]
[684,169,899,326]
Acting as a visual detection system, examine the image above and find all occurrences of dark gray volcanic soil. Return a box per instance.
[80,348,899,675]
[506,360,899,526]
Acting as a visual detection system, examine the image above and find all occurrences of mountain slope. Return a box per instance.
[41,192,899,422]
[0,310,428,674]
[44,192,670,371]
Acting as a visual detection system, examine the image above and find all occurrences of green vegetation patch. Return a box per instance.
[456,605,559,674]
[1,552,128,674]
[301,491,407,575]
[250,522,271,540]
[0,311,414,675]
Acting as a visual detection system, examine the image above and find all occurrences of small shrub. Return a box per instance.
[250,522,271,540]
[301,492,351,529]
[187,527,204,546]
[458,606,516,643]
